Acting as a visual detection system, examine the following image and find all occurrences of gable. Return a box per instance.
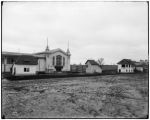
[35,48,68,56]
[117,59,135,65]
[85,60,99,66]
[51,50,68,56]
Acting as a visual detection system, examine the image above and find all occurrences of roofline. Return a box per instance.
[35,49,69,56]
[2,51,33,56]
[117,59,135,65]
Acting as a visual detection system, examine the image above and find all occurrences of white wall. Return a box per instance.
[12,65,37,75]
[86,62,102,73]
[62,55,70,71]
[118,64,135,73]
[37,59,46,71]
[45,51,70,71]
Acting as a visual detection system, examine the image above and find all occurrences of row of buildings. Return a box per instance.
[2,43,71,75]
[2,44,148,76]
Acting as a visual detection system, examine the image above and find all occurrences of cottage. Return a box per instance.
[134,62,143,72]
[135,60,148,72]
[12,55,38,75]
[2,51,30,73]
[85,60,102,74]
[117,59,135,73]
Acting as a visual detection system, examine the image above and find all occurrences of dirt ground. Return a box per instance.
[2,73,148,118]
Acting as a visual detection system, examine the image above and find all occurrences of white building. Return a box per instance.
[2,51,31,73]
[12,55,38,75]
[117,59,135,73]
[2,42,71,74]
[35,43,71,73]
[85,60,102,74]
[134,62,144,72]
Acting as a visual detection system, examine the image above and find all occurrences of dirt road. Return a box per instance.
[2,73,148,118]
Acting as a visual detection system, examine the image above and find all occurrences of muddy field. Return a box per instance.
[2,73,148,118]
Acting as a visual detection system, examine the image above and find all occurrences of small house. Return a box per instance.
[134,62,144,72]
[117,59,135,73]
[85,60,102,74]
[12,55,38,76]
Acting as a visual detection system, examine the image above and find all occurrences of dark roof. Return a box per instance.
[2,51,31,56]
[15,55,38,65]
[134,62,147,67]
[117,59,135,65]
[85,60,100,66]
[102,65,118,71]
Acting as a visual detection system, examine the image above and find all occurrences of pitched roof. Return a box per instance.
[35,48,69,56]
[117,59,135,65]
[85,60,100,66]
[33,54,45,59]
[102,65,118,71]
[15,55,38,65]
[2,51,31,57]
[134,62,147,67]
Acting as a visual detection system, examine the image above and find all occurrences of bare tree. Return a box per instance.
[97,58,104,66]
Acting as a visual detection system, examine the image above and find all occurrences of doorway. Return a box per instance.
[55,66,63,72]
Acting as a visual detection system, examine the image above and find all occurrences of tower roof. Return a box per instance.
[66,40,71,55]
[45,37,50,51]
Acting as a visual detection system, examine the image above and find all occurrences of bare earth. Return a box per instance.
[2,73,148,118]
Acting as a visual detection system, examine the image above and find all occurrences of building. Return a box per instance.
[101,65,118,74]
[134,61,149,72]
[117,59,135,73]
[2,42,71,74]
[85,60,102,74]
[35,44,71,73]
[2,51,31,73]
[70,64,86,73]
[12,55,38,75]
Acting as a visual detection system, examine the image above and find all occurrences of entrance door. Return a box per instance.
[55,66,63,72]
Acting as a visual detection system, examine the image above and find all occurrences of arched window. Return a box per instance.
[56,55,62,66]
[63,57,65,66]
[53,56,55,66]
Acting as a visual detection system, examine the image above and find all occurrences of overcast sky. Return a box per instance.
[2,2,148,64]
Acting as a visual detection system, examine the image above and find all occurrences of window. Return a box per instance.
[53,56,55,66]
[63,57,65,66]
[24,68,30,72]
[56,55,62,66]
[122,64,125,67]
